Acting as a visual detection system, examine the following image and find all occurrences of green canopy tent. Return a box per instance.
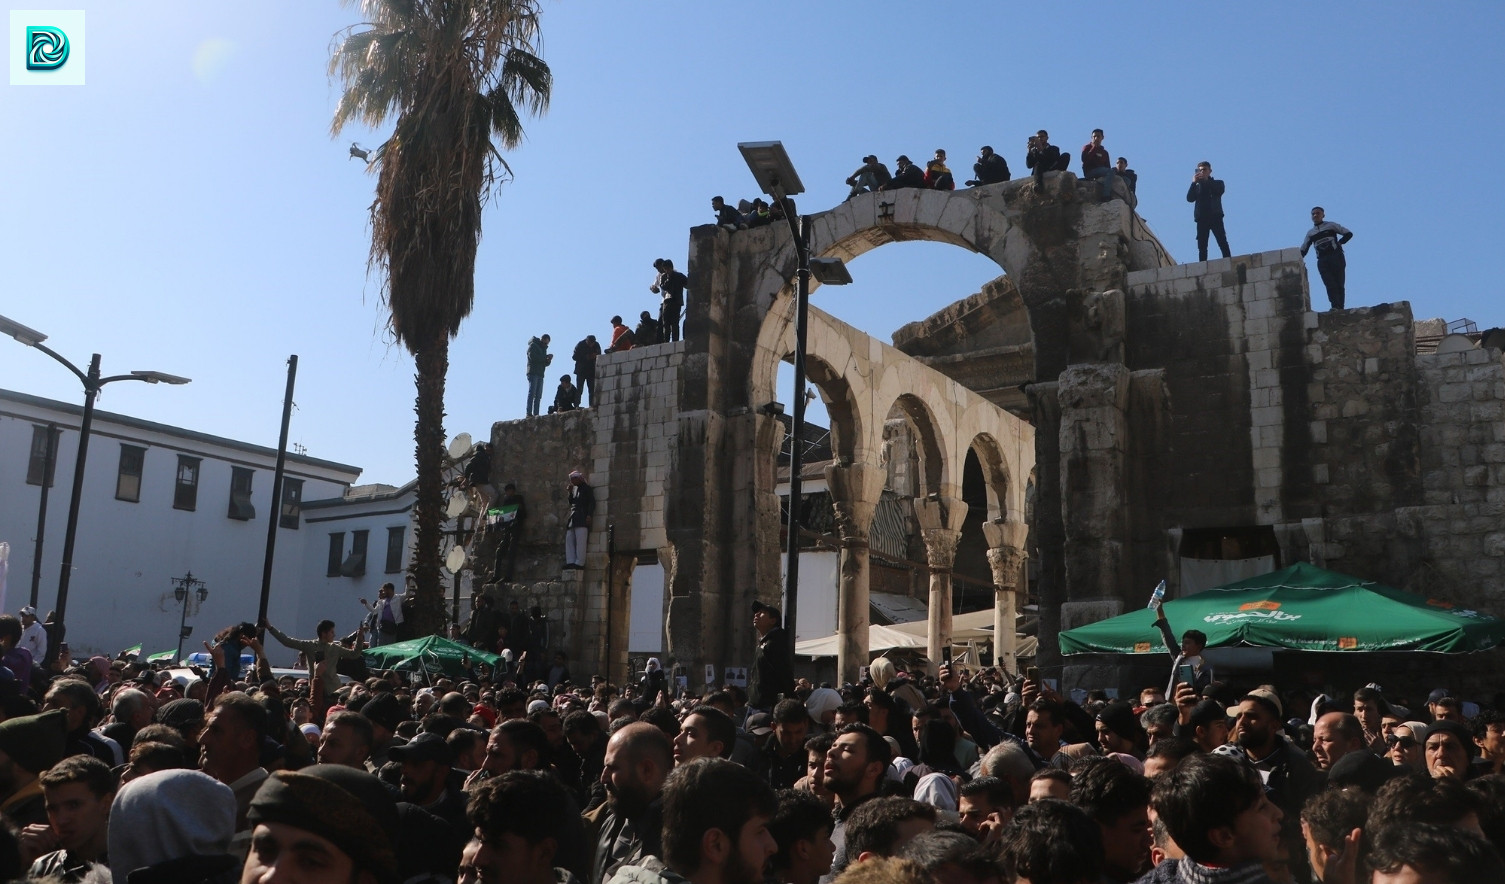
[1060,562,1505,655]
[362,636,503,678]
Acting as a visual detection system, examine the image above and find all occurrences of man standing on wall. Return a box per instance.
[651,258,688,344]
[564,471,593,572]
[1186,161,1231,262]
[749,601,793,713]
[525,333,553,417]
[572,334,601,407]
[1300,207,1354,310]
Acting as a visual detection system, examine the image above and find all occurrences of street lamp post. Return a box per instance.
[738,143,853,676]
[172,571,209,663]
[0,314,190,640]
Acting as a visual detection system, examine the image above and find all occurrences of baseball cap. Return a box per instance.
[18,606,36,618]
[751,600,782,621]
[387,732,451,765]
[745,713,773,736]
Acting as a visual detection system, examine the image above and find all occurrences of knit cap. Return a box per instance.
[247,764,399,884]
[0,709,67,773]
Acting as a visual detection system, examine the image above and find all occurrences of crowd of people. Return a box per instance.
[0,594,1497,884]
[521,257,689,418]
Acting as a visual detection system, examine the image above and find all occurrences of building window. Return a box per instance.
[327,532,345,577]
[279,478,304,529]
[174,456,201,511]
[26,425,59,487]
[340,529,368,577]
[228,467,256,520]
[385,526,406,573]
[116,445,145,502]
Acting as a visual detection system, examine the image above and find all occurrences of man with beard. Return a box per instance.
[317,711,375,769]
[824,723,890,879]
[608,758,777,884]
[588,722,672,884]
[1229,690,1321,807]
[23,755,114,882]
[762,700,811,790]
[467,719,548,789]
[391,731,468,829]
[1069,757,1152,883]
[198,691,270,831]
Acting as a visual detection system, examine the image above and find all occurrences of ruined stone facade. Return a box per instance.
[484,171,1505,695]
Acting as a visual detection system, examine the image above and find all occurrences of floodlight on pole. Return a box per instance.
[810,257,853,286]
[738,142,853,681]
[0,313,190,648]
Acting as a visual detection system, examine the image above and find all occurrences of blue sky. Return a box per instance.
[3,1,1502,487]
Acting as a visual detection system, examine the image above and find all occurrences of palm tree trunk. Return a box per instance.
[410,330,450,637]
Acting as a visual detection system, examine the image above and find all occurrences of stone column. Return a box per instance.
[825,462,884,685]
[915,496,968,673]
[983,519,1029,675]
[1056,363,1132,608]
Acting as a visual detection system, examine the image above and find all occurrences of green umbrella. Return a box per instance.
[1060,562,1505,655]
[362,635,502,677]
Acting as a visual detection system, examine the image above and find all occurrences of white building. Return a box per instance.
[297,479,475,642]
[0,388,362,659]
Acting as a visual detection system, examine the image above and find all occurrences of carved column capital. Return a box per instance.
[987,544,1026,590]
[824,462,884,545]
[920,529,962,573]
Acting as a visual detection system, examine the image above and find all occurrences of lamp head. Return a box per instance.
[809,257,853,286]
[131,371,192,385]
[738,141,805,200]
[0,314,47,347]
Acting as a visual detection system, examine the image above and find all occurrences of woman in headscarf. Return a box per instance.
[638,657,667,704]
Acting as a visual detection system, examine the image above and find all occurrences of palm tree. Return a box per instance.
[331,0,551,636]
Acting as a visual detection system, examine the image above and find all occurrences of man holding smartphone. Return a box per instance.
[1186,161,1231,262]
[1153,603,1213,697]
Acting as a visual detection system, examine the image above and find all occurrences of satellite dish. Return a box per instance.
[447,433,473,460]
[445,546,468,574]
[445,493,468,519]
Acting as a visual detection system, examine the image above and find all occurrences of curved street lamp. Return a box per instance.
[172,572,209,663]
[0,313,190,649]
[737,142,853,677]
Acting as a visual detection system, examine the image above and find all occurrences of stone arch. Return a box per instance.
[751,301,866,465]
[966,432,1014,523]
[882,392,949,496]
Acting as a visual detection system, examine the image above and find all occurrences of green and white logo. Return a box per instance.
[26,25,69,71]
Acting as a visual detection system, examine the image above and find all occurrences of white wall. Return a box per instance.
[782,549,839,644]
[627,562,665,653]
[0,392,358,659]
